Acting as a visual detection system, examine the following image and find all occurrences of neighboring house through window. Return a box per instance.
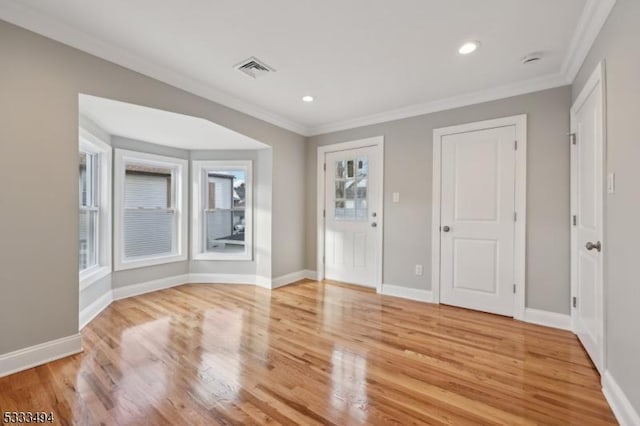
[192,160,252,260]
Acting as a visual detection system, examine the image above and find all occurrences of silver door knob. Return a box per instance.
[586,241,602,252]
[371,222,377,228]
[442,226,451,232]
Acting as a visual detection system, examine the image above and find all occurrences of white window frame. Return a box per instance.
[114,149,188,271]
[192,160,253,261]
[79,127,112,290]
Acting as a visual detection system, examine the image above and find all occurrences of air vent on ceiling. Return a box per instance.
[234,56,276,79]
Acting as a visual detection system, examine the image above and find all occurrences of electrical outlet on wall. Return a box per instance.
[392,192,400,203]
[415,264,423,276]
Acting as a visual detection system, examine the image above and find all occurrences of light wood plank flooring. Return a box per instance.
[0,281,616,425]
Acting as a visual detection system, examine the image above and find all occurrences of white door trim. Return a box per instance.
[431,115,527,320]
[317,137,385,291]
[570,61,606,367]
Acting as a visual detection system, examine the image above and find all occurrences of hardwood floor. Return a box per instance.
[0,281,616,425]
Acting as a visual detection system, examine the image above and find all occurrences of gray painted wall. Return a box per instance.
[0,20,305,355]
[307,86,572,315]
[572,0,640,412]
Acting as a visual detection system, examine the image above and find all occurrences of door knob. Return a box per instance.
[585,241,602,252]
[442,226,451,232]
[371,222,377,228]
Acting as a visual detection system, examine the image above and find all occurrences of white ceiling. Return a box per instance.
[79,95,268,150]
[2,0,613,135]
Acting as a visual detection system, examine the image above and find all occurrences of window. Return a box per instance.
[192,160,252,260]
[79,151,98,271]
[335,157,368,220]
[79,128,112,288]
[114,149,188,270]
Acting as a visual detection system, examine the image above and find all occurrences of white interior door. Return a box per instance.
[440,126,517,316]
[571,64,604,374]
[324,147,380,287]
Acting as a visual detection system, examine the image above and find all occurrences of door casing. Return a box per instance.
[570,61,606,372]
[317,137,384,291]
[431,115,527,320]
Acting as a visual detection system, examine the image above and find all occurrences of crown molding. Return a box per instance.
[1,0,616,138]
[561,0,616,84]
[0,0,308,136]
[307,73,568,136]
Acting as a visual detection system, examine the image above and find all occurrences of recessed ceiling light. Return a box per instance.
[302,95,314,103]
[459,41,480,55]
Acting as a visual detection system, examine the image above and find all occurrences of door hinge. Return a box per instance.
[513,284,516,294]
[569,133,577,145]
[572,296,577,308]
[323,209,326,218]
[514,140,518,150]
[572,215,577,226]
[514,212,517,222]
[322,255,325,264]
[323,163,326,171]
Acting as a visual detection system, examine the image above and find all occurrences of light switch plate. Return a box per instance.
[392,192,400,203]
[607,172,615,194]
[415,265,423,276]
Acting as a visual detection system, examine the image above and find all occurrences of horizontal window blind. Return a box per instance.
[125,173,170,208]
[124,210,173,258]
[79,208,98,270]
[124,173,174,258]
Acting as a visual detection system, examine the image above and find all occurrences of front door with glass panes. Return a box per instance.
[324,146,380,287]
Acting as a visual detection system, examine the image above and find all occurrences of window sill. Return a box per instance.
[115,253,188,271]
[80,265,111,291]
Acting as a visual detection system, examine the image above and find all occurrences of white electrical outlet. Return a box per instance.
[415,264,423,276]
[392,192,400,203]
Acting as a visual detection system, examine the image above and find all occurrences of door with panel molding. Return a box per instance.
[324,147,380,287]
[440,126,517,316]
[571,63,605,374]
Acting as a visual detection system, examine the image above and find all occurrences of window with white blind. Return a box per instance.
[79,128,112,289]
[192,160,253,260]
[114,149,188,270]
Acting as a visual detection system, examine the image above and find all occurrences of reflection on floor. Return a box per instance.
[0,280,616,425]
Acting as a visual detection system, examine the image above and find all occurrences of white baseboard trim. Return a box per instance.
[189,273,260,286]
[79,290,113,330]
[602,370,640,426]
[523,308,572,331]
[272,270,311,289]
[0,334,82,378]
[380,283,433,303]
[112,273,190,300]
[254,275,272,289]
[304,270,319,281]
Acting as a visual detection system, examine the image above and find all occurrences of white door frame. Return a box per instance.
[570,61,606,368]
[317,136,385,291]
[431,115,527,320]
